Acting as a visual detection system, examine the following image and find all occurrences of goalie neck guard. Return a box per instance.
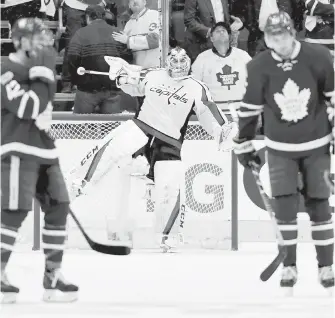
[166,47,191,79]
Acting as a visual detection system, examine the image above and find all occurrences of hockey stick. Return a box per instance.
[324,170,334,193]
[82,142,109,185]
[324,104,334,192]
[250,162,287,282]
[162,193,181,236]
[69,209,131,255]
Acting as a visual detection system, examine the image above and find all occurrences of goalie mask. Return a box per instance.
[166,47,191,79]
[11,18,54,56]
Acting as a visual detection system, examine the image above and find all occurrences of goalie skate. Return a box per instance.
[159,234,183,253]
[318,266,334,296]
[43,269,78,303]
[280,266,297,297]
[1,273,19,304]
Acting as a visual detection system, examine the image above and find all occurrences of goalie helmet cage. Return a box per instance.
[24,112,238,251]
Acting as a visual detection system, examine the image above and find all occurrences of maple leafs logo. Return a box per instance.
[216,65,239,90]
[274,78,311,123]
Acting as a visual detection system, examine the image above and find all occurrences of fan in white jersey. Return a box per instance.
[192,22,252,118]
[73,47,236,251]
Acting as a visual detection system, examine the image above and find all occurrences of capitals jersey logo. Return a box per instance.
[149,85,188,105]
[216,65,239,90]
[274,79,311,123]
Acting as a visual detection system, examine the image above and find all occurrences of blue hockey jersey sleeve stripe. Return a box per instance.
[324,91,335,98]
[1,142,59,159]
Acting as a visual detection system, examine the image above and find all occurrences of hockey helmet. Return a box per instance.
[166,47,191,79]
[263,11,295,35]
[11,18,54,51]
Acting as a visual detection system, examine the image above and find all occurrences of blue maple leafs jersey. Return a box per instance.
[237,41,334,158]
[1,55,58,163]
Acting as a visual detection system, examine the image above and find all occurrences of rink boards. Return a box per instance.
[23,118,335,250]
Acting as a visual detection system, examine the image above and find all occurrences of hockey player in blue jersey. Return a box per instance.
[233,11,334,295]
[1,18,78,304]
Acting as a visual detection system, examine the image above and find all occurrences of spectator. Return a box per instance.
[304,0,334,54]
[67,5,132,114]
[170,0,186,48]
[192,22,251,113]
[59,0,117,93]
[112,0,160,68]
[2,0,43,28]
[233,0,305,57]
[183,0,244,62]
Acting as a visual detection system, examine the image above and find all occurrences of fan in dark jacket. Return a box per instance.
[183,0,245,62]
[233,0,305,56]
[68,5,133,114]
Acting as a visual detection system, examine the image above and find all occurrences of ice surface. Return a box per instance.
[1,243,334,318]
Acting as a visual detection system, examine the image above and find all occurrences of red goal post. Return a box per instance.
[27,112,239,251]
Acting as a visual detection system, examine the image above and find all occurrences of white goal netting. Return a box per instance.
[19,115,234,250]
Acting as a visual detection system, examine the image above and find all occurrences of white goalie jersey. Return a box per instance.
[119,69,229,148]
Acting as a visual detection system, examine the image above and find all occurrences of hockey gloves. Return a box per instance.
[233,137,261,168]
[215,122,238,152]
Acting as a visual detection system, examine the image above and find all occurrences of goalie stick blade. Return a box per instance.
[260,246,287,282]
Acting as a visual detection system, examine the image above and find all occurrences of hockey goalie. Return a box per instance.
[71,47,236,252]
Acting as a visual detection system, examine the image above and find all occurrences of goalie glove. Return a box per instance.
[233,137,261,168]
[35,102,53,131]
[214,122,238,152]
[104,56,142,81]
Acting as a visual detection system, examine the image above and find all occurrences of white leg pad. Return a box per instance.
[105,165,132,238]
[102,120,149,169]
[153,161,183,234]
[84,120,148,185]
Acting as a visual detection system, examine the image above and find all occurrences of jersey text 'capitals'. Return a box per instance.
[150,86,188,104]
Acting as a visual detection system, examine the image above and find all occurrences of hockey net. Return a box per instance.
[19,113,235,251]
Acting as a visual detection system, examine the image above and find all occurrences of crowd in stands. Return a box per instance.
[1,0,334,115]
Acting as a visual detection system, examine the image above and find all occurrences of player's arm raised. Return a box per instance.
[116,68,154,96]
